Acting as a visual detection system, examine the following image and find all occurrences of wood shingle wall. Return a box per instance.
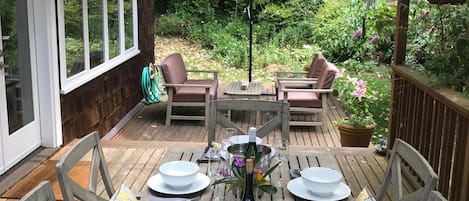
[60,1,155,143]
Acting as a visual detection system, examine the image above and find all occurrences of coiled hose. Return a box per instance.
[141,65,164,104]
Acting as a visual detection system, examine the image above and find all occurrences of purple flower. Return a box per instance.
[233,156,245,167]
[352,28,363,39]
[386,1,397,6]
[368,36,379,45]
[219,167,230,177]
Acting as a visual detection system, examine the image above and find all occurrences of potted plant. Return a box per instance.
[334,69,376,147]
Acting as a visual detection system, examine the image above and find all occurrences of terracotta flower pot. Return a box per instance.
[338,124,376,147]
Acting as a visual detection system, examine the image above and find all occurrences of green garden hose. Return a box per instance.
[141,65,164,104]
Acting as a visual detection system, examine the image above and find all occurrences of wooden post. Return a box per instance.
[393,0,410,65]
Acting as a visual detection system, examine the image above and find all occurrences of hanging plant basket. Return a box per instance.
[338,124,376,147]
[427,0,465,5]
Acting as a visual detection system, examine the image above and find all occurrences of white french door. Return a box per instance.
[0,0,41,174]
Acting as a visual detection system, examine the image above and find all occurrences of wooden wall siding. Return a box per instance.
[389,65,469,201]
[60,1,155,144]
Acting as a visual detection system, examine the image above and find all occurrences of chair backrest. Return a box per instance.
[160,53,188,84]
[428,191,448,201]
[307,53,326,78]
[376,139,438,201]
[207,99,289,146]
[315,61,338,90]
[56,132,114,201]
[20,181,56,201]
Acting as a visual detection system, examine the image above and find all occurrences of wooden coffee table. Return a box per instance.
[224,81,264,99]
[224,82,264,125]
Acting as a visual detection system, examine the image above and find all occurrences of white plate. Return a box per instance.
[287,178,351,201]
[229,135,262,144]
[147,173,210,195]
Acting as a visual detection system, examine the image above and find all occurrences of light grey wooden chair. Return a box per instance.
[20,180,56,201]
[56,131,114,201]
[376,139,438,201]
[207,99,289,146]
[428,190,448,201]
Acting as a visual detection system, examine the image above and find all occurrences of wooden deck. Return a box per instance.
[1,141,396,201]
[1,83,406,201]
[110,83,350,148]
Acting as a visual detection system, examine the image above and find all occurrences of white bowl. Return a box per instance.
[301,167,343,196]
[159,161,199,188]
[229,135,262,144]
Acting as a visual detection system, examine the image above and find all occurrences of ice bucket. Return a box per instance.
[227,143,272,168]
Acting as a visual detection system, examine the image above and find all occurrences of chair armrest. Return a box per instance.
[277,77,318,82]
[163,83,212,88]
[276,71,308,78]
[186,70,219,79]
[281,88,334,93]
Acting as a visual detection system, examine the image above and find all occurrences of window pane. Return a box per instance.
[108,0,119,59]
[2,0,34,134]
[88,0,104,68]
[123,0,133,49]
[64,0,84,77]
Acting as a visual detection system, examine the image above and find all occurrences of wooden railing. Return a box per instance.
[389,65,469,201]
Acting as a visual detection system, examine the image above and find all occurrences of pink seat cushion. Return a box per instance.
[173,79,218,102]
[277,91,322,108]
[160,53,188,84]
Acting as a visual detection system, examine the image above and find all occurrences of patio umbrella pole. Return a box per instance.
[247,0,253,82]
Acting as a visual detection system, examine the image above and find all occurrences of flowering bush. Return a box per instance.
[213,149,280,196]
[334,69,375,127]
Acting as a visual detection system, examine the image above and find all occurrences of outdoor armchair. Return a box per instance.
[207,99,289,147]
[56,132,115,201]
[376,139,438,201]
[277,61,337,126]
[275,53,326,90]
[159,53,219,126]
[20,181,56,201]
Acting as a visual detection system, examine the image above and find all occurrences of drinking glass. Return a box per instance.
[223,128,237,148]
[272,137,289,187]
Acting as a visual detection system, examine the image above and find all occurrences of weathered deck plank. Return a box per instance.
[112,83,353,148]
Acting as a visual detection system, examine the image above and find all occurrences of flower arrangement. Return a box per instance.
[213,145,280,197]
[334,69,375,128]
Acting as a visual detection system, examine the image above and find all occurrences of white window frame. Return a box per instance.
[57,0,140,94]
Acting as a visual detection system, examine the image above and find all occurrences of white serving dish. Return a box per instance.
[159,161,199,188]
[300,167,343,196]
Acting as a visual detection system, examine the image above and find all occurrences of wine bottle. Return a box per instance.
[242,158,255,201]
[245,127,258,158]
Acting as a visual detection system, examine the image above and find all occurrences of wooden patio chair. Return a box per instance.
[376,139,438,201]
[159,53,219,126]
[20,181,56,201]
[207,99,289,146]
[275,53,326,90]
[277,61,337,126]
[428,190,448,201]
[56,131,115,201]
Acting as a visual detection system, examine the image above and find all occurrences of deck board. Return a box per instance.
[113,83,353,148]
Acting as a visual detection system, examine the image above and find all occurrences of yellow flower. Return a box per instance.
[211,141,222,149]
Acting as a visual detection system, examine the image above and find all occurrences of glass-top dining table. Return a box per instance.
[138,148,353,201]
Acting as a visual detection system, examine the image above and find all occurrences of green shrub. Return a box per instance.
[406,1,469,93]
[155,14,191,36]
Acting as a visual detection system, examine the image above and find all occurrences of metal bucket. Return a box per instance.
[227,143,272,168]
